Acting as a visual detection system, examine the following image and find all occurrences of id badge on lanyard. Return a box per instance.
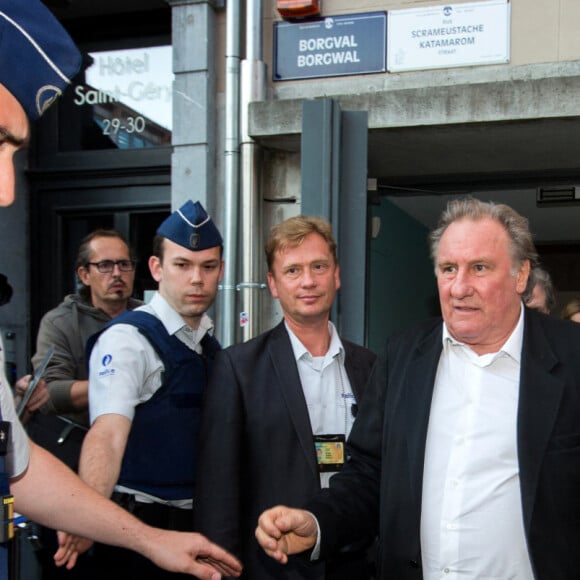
[314,434,346,472]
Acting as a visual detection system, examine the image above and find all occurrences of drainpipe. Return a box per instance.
[219,0,241,347]
[238,0,266,341]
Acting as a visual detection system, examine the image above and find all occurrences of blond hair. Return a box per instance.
[265,216,337,272]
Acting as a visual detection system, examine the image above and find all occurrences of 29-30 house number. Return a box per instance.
[102,116,146,135]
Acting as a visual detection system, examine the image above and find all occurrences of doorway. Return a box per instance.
[30,183,170,345]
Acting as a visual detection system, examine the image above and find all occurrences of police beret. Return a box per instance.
[157,200,223,251]
[0,0,82,121]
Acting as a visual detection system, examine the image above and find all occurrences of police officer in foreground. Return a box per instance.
[0,1,241,578]
[61,200,224,579]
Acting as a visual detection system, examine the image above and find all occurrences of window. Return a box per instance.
[65,45,173,152]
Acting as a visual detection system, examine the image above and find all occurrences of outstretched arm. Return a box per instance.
[255,506,318,565]
[11,441,242,578]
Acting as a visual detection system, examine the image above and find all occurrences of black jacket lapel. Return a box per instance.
[267,322,319,480]
[517,311,564,532]
[403,324,444,512]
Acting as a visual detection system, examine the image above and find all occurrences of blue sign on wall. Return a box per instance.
[274,12,387,81]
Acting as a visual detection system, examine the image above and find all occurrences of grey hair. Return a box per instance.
[429,198,539,294]
[523,266,556,313]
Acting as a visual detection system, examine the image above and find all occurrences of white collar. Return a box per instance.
[149,291,214,337]
[285,320,344,362]
[442,302,524,365]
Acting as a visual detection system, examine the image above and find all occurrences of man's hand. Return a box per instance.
[141,529,242,579]
[255,506,318,564]
[54,531,94,569]
[14,375,50,423]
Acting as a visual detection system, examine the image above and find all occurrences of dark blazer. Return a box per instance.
[308,308,580,580]
[195,321,377,580]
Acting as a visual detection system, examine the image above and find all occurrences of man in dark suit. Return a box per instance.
[195,216,377,580]
[256,198,580,580]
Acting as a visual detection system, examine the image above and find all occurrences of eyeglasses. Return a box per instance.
[85,260,136,273]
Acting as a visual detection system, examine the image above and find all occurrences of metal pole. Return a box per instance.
[219,0,241,347]
[239,0,266,341]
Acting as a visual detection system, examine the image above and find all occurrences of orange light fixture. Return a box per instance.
[277,0,321,19]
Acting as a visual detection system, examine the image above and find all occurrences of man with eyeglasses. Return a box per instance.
[59,200,225,579]
[18,229,142,578]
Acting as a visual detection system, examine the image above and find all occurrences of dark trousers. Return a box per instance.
[22,523,97,580]
[88,493,194,580]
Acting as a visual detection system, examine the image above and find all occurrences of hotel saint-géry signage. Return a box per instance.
[387,0,510,72]
[72,46,173,150]
[274,12,386,81]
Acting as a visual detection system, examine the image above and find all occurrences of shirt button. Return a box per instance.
[443,567,450,574]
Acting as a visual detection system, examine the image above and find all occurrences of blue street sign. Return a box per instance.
[274,12,387,81]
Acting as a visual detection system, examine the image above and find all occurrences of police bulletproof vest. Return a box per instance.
[87,311,220,500]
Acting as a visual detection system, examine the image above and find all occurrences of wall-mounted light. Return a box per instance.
[277,0,321,19]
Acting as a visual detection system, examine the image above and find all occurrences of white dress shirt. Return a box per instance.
[421,305,535,579]
[286,320,355,488]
